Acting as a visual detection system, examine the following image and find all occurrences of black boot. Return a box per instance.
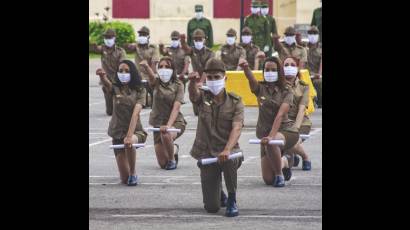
[220,190,227,207]
[225,192,239,217]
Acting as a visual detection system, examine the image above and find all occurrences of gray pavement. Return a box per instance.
[89,59,322,230]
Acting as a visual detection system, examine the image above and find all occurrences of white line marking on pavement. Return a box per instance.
[242,156,257,164]
[110,214,322,219]
[89,101,105,106]
[89,138,111,147]
[309,128,322,136]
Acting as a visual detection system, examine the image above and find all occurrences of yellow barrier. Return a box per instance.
[225,71,263,106]
[225,70,316,115]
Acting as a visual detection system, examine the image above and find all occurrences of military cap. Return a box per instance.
[103,29,116,37]
[308,26,320,33]
[204,58,226,73]
[242,26,253,34]
[138,26,150,34]
[226,28,237,37]
[193,28,205,38]
[171,30,180,38]
[284,26,296,35]
[195,5,203,12]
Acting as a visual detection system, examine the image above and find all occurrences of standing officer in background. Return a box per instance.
[306,26,322,108]
[187,5,214,48]
[188,58,244,217]
[239,27,261,70]
[260,0,278,57]
[126,26,160,108]
[91,29,126,116]
[219,28,246,71]
[180,29,215,116]
[159,31,191,91]
[273,26,308,69]
[311,0,322,43]
[244,0,270,57]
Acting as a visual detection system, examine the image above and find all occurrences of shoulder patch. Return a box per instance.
[228,92,241,100]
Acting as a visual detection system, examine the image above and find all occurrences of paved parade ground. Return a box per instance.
[89,59,322,230]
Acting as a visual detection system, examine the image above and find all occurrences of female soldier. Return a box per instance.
[139,57,187,170]
[96,60,147,186]
[282,57,312,171]
[239,57,299,187]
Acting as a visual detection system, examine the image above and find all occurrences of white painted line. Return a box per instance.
[89,101,105,106]
[89,138,111,147]
[242,156,257,164]
[309,128,322,136]
[111,214,322,219]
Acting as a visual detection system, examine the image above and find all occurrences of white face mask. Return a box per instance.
[251,7,260,14]
[284,36,296,45]
[117,73,130,83]
[137,36,148,44]
[104,38,115,47]
[284,66,298,77]
[264,71,278,82]
[158,68,173,83]
[170,39,180,48]
[261,7,269,16]
[206,77,225,95]
[242,35,252,44]
[194,41,204,50]
[226,36,236,45]
[195,12,203,20]
[308,34,319,44]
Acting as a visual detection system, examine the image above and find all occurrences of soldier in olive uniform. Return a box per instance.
[126,26,160,108]
[244,0,270,57]
[91,29,126,116]
[187,5,214,48]
[273,26,308,69]
[159,31,191,91]
[260,0,278,57]
[96,60,147,186]
[180,29,215,116]
[188,58,244,217]
[239,26,266,70]
[311,0,322,43]
[139,57,186,170]
[306,26,322,108]
[239,57,298,187]
[281,56,312,171]
[219,28,246,71]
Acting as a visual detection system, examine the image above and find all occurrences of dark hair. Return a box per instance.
[262,56,286,89]
[158,56,177,82]
[113,59,142,89]
[283,56,301,79]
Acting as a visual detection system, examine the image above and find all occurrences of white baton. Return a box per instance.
[198,152,243,166]
[145,127,181,133]
[248,139,285,145]
[109,143,145,149]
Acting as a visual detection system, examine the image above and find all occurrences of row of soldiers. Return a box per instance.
[91,23,322,115]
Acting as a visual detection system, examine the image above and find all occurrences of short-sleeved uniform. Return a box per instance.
[190,90,244,212]
[240,43,260,70]
[149,79,186,144]
[220,44,246,70]
[100,45,126,115]
[251,82,299,156]
[287,79,312,136]
[134,44,160,80]
[107,85,148,155]
[276,43,307,65]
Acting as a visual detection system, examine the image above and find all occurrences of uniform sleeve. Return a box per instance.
[239,48,246,60]
[311,10,317,26]
[207,19,214,48]
[233,100,245,124]
[300,47,308,63]
[175,82,185,104]
[136,87,147,106]
[283,90,294,105]
[119,48,126,61]
[271,17,278,35]
[299,85,309,107]
[250,83,261,97]
[187,20,193,47]
[152,46,160,63]
[263,18,270,47]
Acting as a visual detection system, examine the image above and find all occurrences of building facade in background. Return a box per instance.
[89,0,320,45]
